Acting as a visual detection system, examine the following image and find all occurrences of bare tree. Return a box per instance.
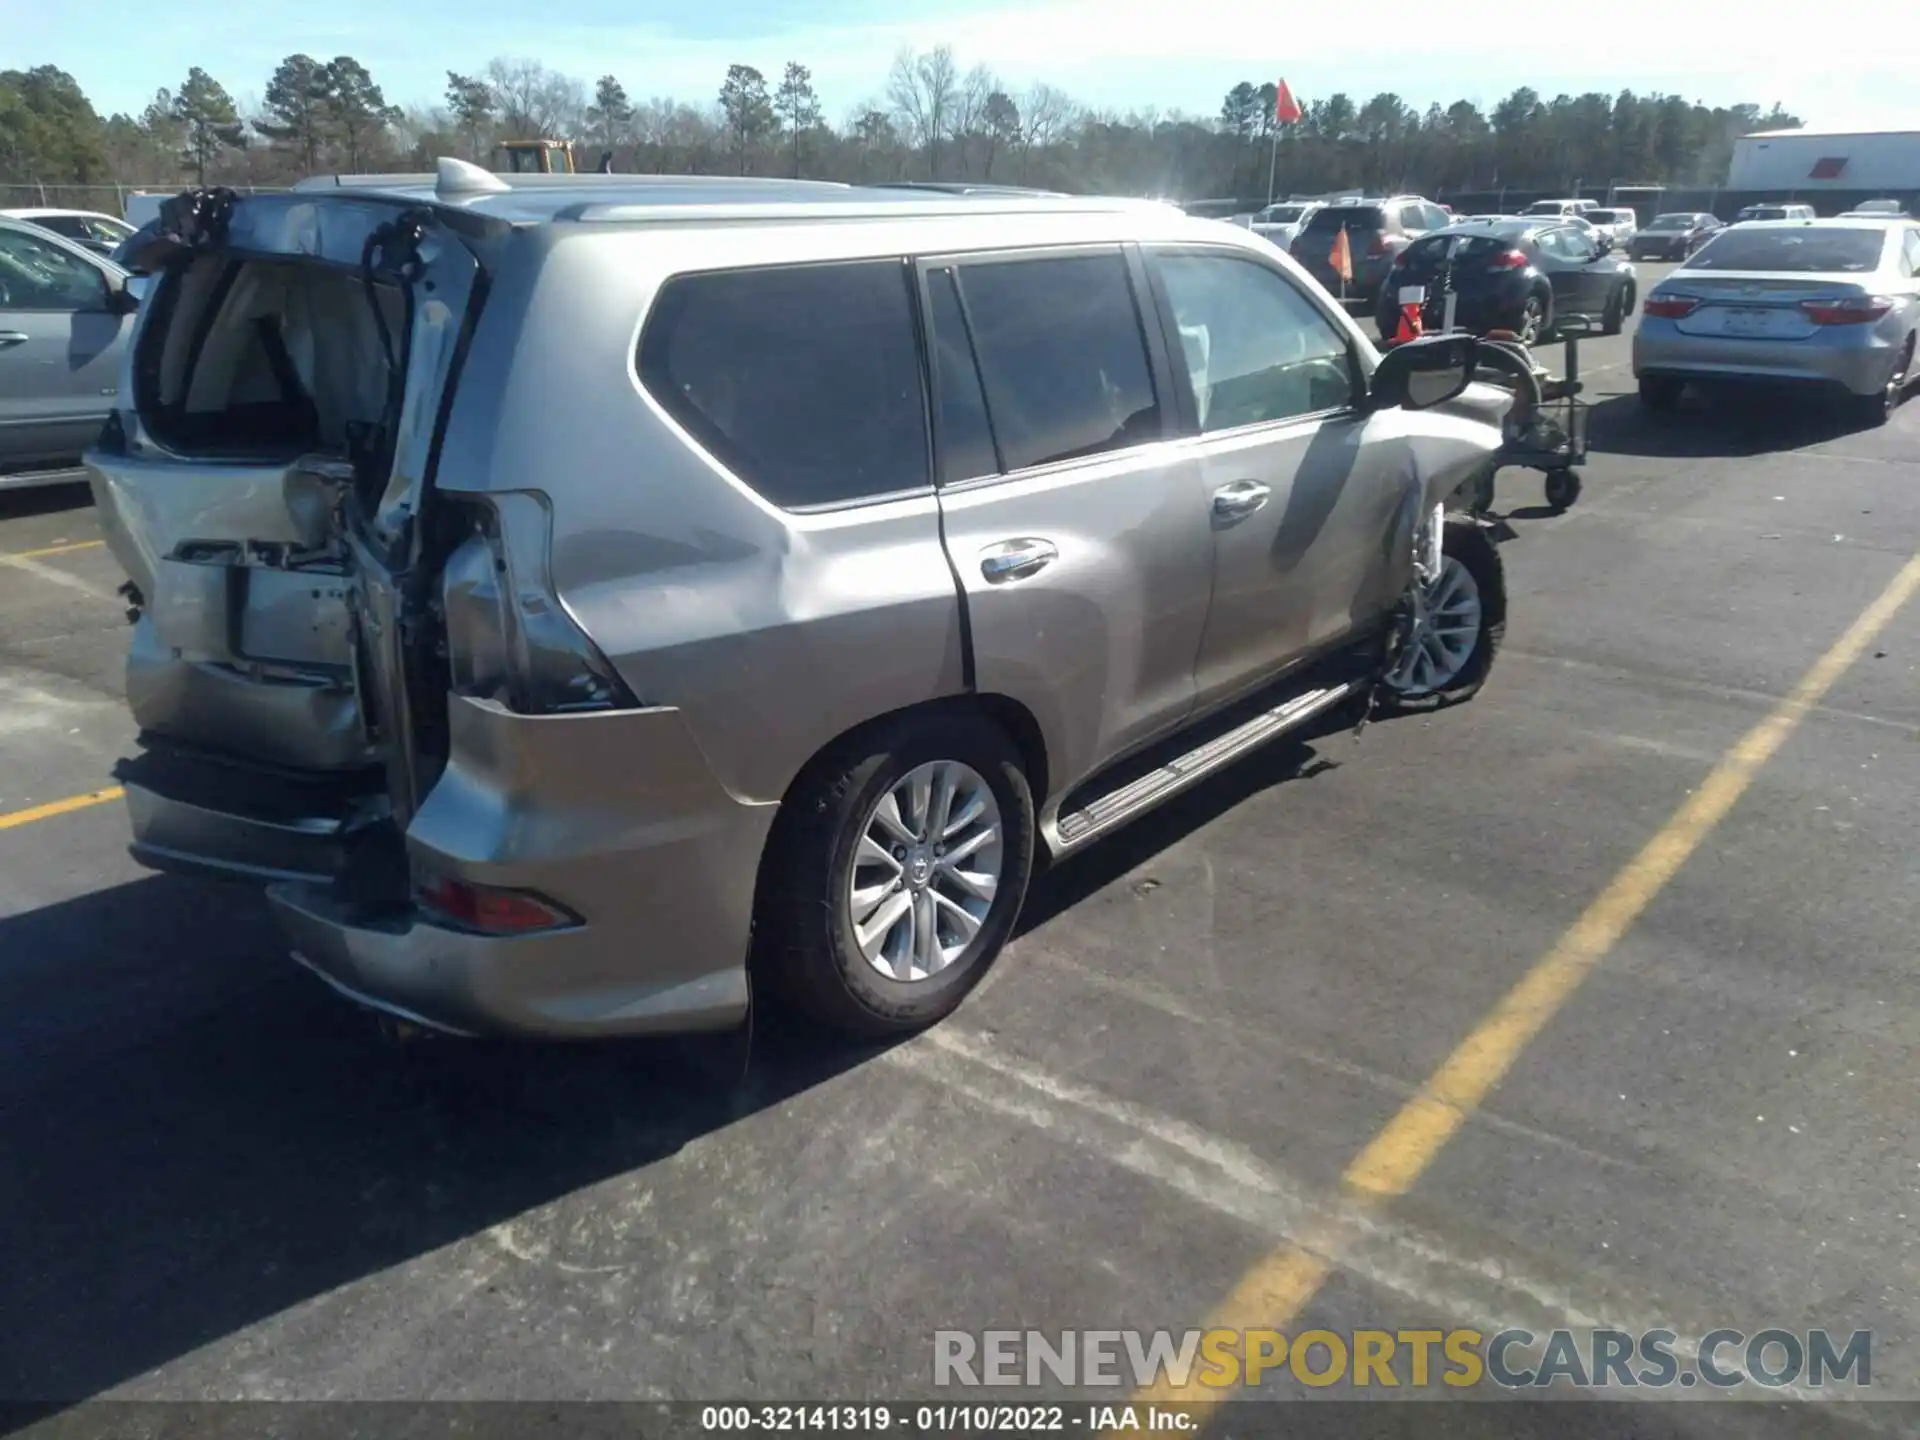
[886,44,958,179]
[483,57,582,138]
[1016,82,1078,181]
[950,64,996,177]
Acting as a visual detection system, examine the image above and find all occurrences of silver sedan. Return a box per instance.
[1633,218,1920,426]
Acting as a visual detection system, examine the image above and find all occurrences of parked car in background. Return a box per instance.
[1249,200,1320,252]
[121,192,170,229]
[0,216,140,489]
[0,208,136,257]
[1838,199,1908,218]
[1634,219,1920,426]
[1586,207,1639,245]
[1522,199,1599,219]
[1734,203,1815,224]
[1290,195,1450,308]
[1377,217,1637,343]
[1628,212,1724,261]
[88,165,1509,1041]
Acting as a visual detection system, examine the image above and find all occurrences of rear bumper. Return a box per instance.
[1633,319,1902,396]
[121,696,778,1038]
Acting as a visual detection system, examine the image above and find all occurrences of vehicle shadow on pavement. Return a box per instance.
[1586,388,1880,460]
[0,712,1377,1408]
[0,874,884,1404]
[1020,721,1345,935]
[0,480,93,523]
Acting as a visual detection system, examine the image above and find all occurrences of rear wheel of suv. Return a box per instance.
[1380,518,1506,713]
[756,712,1036,1036]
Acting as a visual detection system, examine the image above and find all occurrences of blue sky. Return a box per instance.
[17,0,1920,134]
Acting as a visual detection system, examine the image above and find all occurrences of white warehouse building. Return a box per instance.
[1728,128,1920,191]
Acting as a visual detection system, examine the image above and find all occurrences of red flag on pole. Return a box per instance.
[1275,79,1302,126]
[1329,227,1353,283]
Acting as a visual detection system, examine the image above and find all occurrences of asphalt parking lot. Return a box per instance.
[4,268,1919,1434]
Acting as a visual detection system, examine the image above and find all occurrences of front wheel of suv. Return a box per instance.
[756,712,1036,1037]
[1380,518,1506,713]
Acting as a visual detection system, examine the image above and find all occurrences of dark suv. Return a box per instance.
[1290,196,1451,308]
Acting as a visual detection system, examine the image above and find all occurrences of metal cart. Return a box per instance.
[1461,318,1595,516]
[1385,249,1593,516]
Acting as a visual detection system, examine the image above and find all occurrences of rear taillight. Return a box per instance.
[418,873,576,934]
[1486,249,1528,271]
[439,494,640,716]
[1799,296,1893,325]
[1643,295,1700,318]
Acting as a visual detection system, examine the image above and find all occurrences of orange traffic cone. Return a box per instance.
[1392,285,1425,344]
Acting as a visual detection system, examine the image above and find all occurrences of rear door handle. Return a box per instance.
[0,332,28,349]
[1212,480,1272,520]
[979,537,1058,583]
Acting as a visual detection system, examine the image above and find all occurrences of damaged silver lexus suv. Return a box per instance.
[89,160,1508,1039]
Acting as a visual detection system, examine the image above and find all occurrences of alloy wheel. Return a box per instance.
[1387,556,1484,696]
[1519,296,1545,345]
[847,760,1004,982]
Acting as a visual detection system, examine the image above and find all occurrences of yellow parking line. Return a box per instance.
[1131,550,1920,1418]
[8,539,104,561]
[0,787,124,832]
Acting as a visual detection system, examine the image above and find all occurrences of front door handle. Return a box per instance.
[1212,480,1272,521]
[979,537,1058,583]
[0,332,28,349]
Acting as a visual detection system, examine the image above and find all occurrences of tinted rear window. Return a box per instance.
[1689,228,1885,272]
[638,260,929,509]
[1403,233,1514,265]
[1647,215,1695,230]
[1303,207,1386,231]
[954,252,1160,472]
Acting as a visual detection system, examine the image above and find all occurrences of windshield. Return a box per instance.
[1647,215,1696,231]
[1688,227,1885,273]
[1740,208,1789,222]
[1523,202,1568,216]
[1260,205,1306,223]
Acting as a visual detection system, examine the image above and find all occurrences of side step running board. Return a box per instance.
[1051,682,1357,853]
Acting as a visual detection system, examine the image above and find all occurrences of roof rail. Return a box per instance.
[559,196,1175,225]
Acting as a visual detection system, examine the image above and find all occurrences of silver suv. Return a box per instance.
[89,164,1507,1040]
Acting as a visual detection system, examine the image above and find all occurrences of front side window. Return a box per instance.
[0,228,104,310]
[638,260,930,509]
[1154,250,1354,433]
[952,251,1161,472]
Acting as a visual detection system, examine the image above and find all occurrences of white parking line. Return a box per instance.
[886,1027,1880,1407]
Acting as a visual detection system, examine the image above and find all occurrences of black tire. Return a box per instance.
[1638,375,1683,410]
[1601,282,1627,336]
[1544,469,1582,513]
[1380,518,1506,714]
[1851,333,1915,429]
[754,710,1036,1037]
